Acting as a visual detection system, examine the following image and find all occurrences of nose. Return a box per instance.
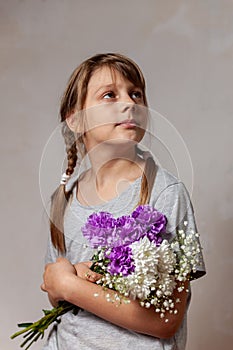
[120,102,135,114]
[118,94,135,114]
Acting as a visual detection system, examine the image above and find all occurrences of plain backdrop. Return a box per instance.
[1,1,233,349]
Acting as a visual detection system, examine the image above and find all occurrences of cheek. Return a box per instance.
[139,116,148,132]
[134,105,148,128]
[84,105,117,131]
[83,126,113,146]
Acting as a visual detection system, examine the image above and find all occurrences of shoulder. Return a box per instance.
[151,166,185,200]
[156,166,179,185]
[150,166,193,214]
[64,168,91,193]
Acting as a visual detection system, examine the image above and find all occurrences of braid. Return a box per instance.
[137,148,157,206]
[63,125,78,176]
[50,125,78,253]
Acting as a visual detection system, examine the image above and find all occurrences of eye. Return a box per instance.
[130,90,143,100]
[103,91,116,99]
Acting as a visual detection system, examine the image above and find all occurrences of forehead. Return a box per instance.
[87,66,134,91]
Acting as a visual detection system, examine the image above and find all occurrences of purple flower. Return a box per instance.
[132,205,167,245]
[81,205,167,249]
[115,216,144,246]
[132,205,165,228]
[106,245,135,276]
[82,212,117,248]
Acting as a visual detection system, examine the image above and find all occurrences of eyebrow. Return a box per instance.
[92,83,142,96]
[93,84,116,95]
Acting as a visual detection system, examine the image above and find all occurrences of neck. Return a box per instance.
[86,143,144,186]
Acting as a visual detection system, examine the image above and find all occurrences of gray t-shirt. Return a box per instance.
[43,167,205,350]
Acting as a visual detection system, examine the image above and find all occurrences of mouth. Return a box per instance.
[115,119,139,128]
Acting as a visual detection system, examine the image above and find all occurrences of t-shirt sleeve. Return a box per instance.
[153,182,206,280]
[44,233,59,264]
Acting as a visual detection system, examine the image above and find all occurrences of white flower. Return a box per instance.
[122,237,177,301]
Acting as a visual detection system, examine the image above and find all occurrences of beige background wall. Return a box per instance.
[1,1,233,349]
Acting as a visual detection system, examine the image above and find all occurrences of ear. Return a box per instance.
[66,110,84,133]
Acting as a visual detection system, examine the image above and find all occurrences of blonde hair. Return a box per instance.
[50,53,157,253]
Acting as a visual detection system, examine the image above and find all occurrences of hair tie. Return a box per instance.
[143,151,152,160]
[60,172,71,185]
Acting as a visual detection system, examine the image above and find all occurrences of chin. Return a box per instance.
[106,137,140,144]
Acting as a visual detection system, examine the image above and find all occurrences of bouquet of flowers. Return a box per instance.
[82,205,201,315]
[11,205,201,349]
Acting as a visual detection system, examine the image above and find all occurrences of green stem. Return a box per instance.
[11,301,78,349]
[11,263,96,348]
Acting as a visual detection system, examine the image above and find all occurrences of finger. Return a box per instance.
[84,271,102,282]
[74,261,92,269]
[84,261,93,268]
[74,262,90,275]
[84,271,95,281]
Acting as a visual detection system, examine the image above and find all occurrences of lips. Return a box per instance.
[115,119,138,127]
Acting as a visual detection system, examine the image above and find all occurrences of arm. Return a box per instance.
[42,257,189,339]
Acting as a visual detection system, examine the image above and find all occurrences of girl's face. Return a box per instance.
[82,66,147,151]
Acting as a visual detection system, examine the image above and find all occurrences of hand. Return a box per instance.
[41,257,76,304]
[73,261,102,283]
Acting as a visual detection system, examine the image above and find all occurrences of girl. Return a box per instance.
[41,53,205,350]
